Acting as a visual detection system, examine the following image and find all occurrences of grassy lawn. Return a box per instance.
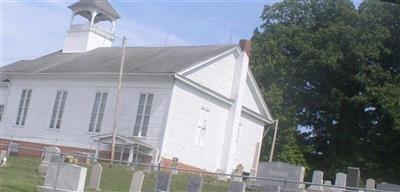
[0,156,230,192]
[0,157,42,192]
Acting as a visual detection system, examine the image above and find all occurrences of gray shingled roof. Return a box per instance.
[2,45,238,74]
[69,0,121,21]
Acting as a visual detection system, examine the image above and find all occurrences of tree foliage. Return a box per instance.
[251,0,400,182]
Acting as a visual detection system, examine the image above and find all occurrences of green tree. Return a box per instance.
[251,0,400,182]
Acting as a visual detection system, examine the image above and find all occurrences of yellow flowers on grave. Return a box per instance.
[64,155,78,164]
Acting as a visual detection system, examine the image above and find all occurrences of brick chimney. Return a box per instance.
[239,39,251,57]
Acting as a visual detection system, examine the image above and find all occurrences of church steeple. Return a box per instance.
[63,0,120,53]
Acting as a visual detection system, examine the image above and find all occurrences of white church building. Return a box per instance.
[0,0,273,174]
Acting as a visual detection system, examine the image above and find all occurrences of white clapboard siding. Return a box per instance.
[242,76,264,116]
[0,77,172,149]
[162,81,230,171]
[185,53,237,98]
[0,84,8,105]
[234,112,265,172]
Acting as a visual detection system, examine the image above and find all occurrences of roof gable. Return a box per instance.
[181,48,240,97]
[242,70,273,121]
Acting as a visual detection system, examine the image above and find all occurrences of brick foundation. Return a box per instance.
[160,157,205,172]
[0,138,90,158]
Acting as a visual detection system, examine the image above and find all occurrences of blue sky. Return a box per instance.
[1,0,362,65]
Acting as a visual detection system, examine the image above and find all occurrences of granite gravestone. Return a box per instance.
[232,164,244,182]
[333,173,346,192]
[129,171,144,192]
[38,162,87,192]
[308,170,324,192]
[0,150,7,166]
[156,172,171,192]
[228,181,246,192]
[256,162,305,192]
[376,182,400,192]
[346,167,360,188]
[8,143,19,156]
[323,180,333,192]
[365,178,375,191]
[171,157,179,174]
[186,176,203,192]
[88,164,102,191]
[38,146,61,174]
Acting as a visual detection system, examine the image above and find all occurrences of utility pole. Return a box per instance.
[110,36,127,162]
[269,119,279,162]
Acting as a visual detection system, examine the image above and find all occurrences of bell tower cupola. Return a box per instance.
[63,0,120,53]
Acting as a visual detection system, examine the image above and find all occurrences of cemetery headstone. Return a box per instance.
[308,170,324,192]
[228,181,246,192]
[186,176,203,192]
[376,182,400,192]
[0,150,7,166]
[256,161,306,192]
[346,167,360,188]
[37,162,87,192]
[8,143,19,156]
[333,173,346,192]
[38,146,61,174]
[366,178,376,191]
[156,172,171,192]
[232,164,244,182]
[216,169,228,181]
[88,164,103,191]
[171,157,179,174]
[129,171,144,192]
[323,180,333,192]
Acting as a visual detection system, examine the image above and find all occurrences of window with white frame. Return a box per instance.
[196,107,209,146]
[133,93,153,137]
[49,91,68,129]
[16,89,32,126]
[0,105,4,121]
[88,92,108,133]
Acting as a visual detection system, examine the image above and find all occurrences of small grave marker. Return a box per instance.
[186,176,203,192]
[88,164,103,191]
[333,173,346,192]
[171,157,179,174]
[366,178,375,191]
[38,146,61,174]
[346,167,360,188]
[156,172,171,192]
[0,150,7,166]
[308,170,324,192]
[232,164,244,182]
[129,171,144,192]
